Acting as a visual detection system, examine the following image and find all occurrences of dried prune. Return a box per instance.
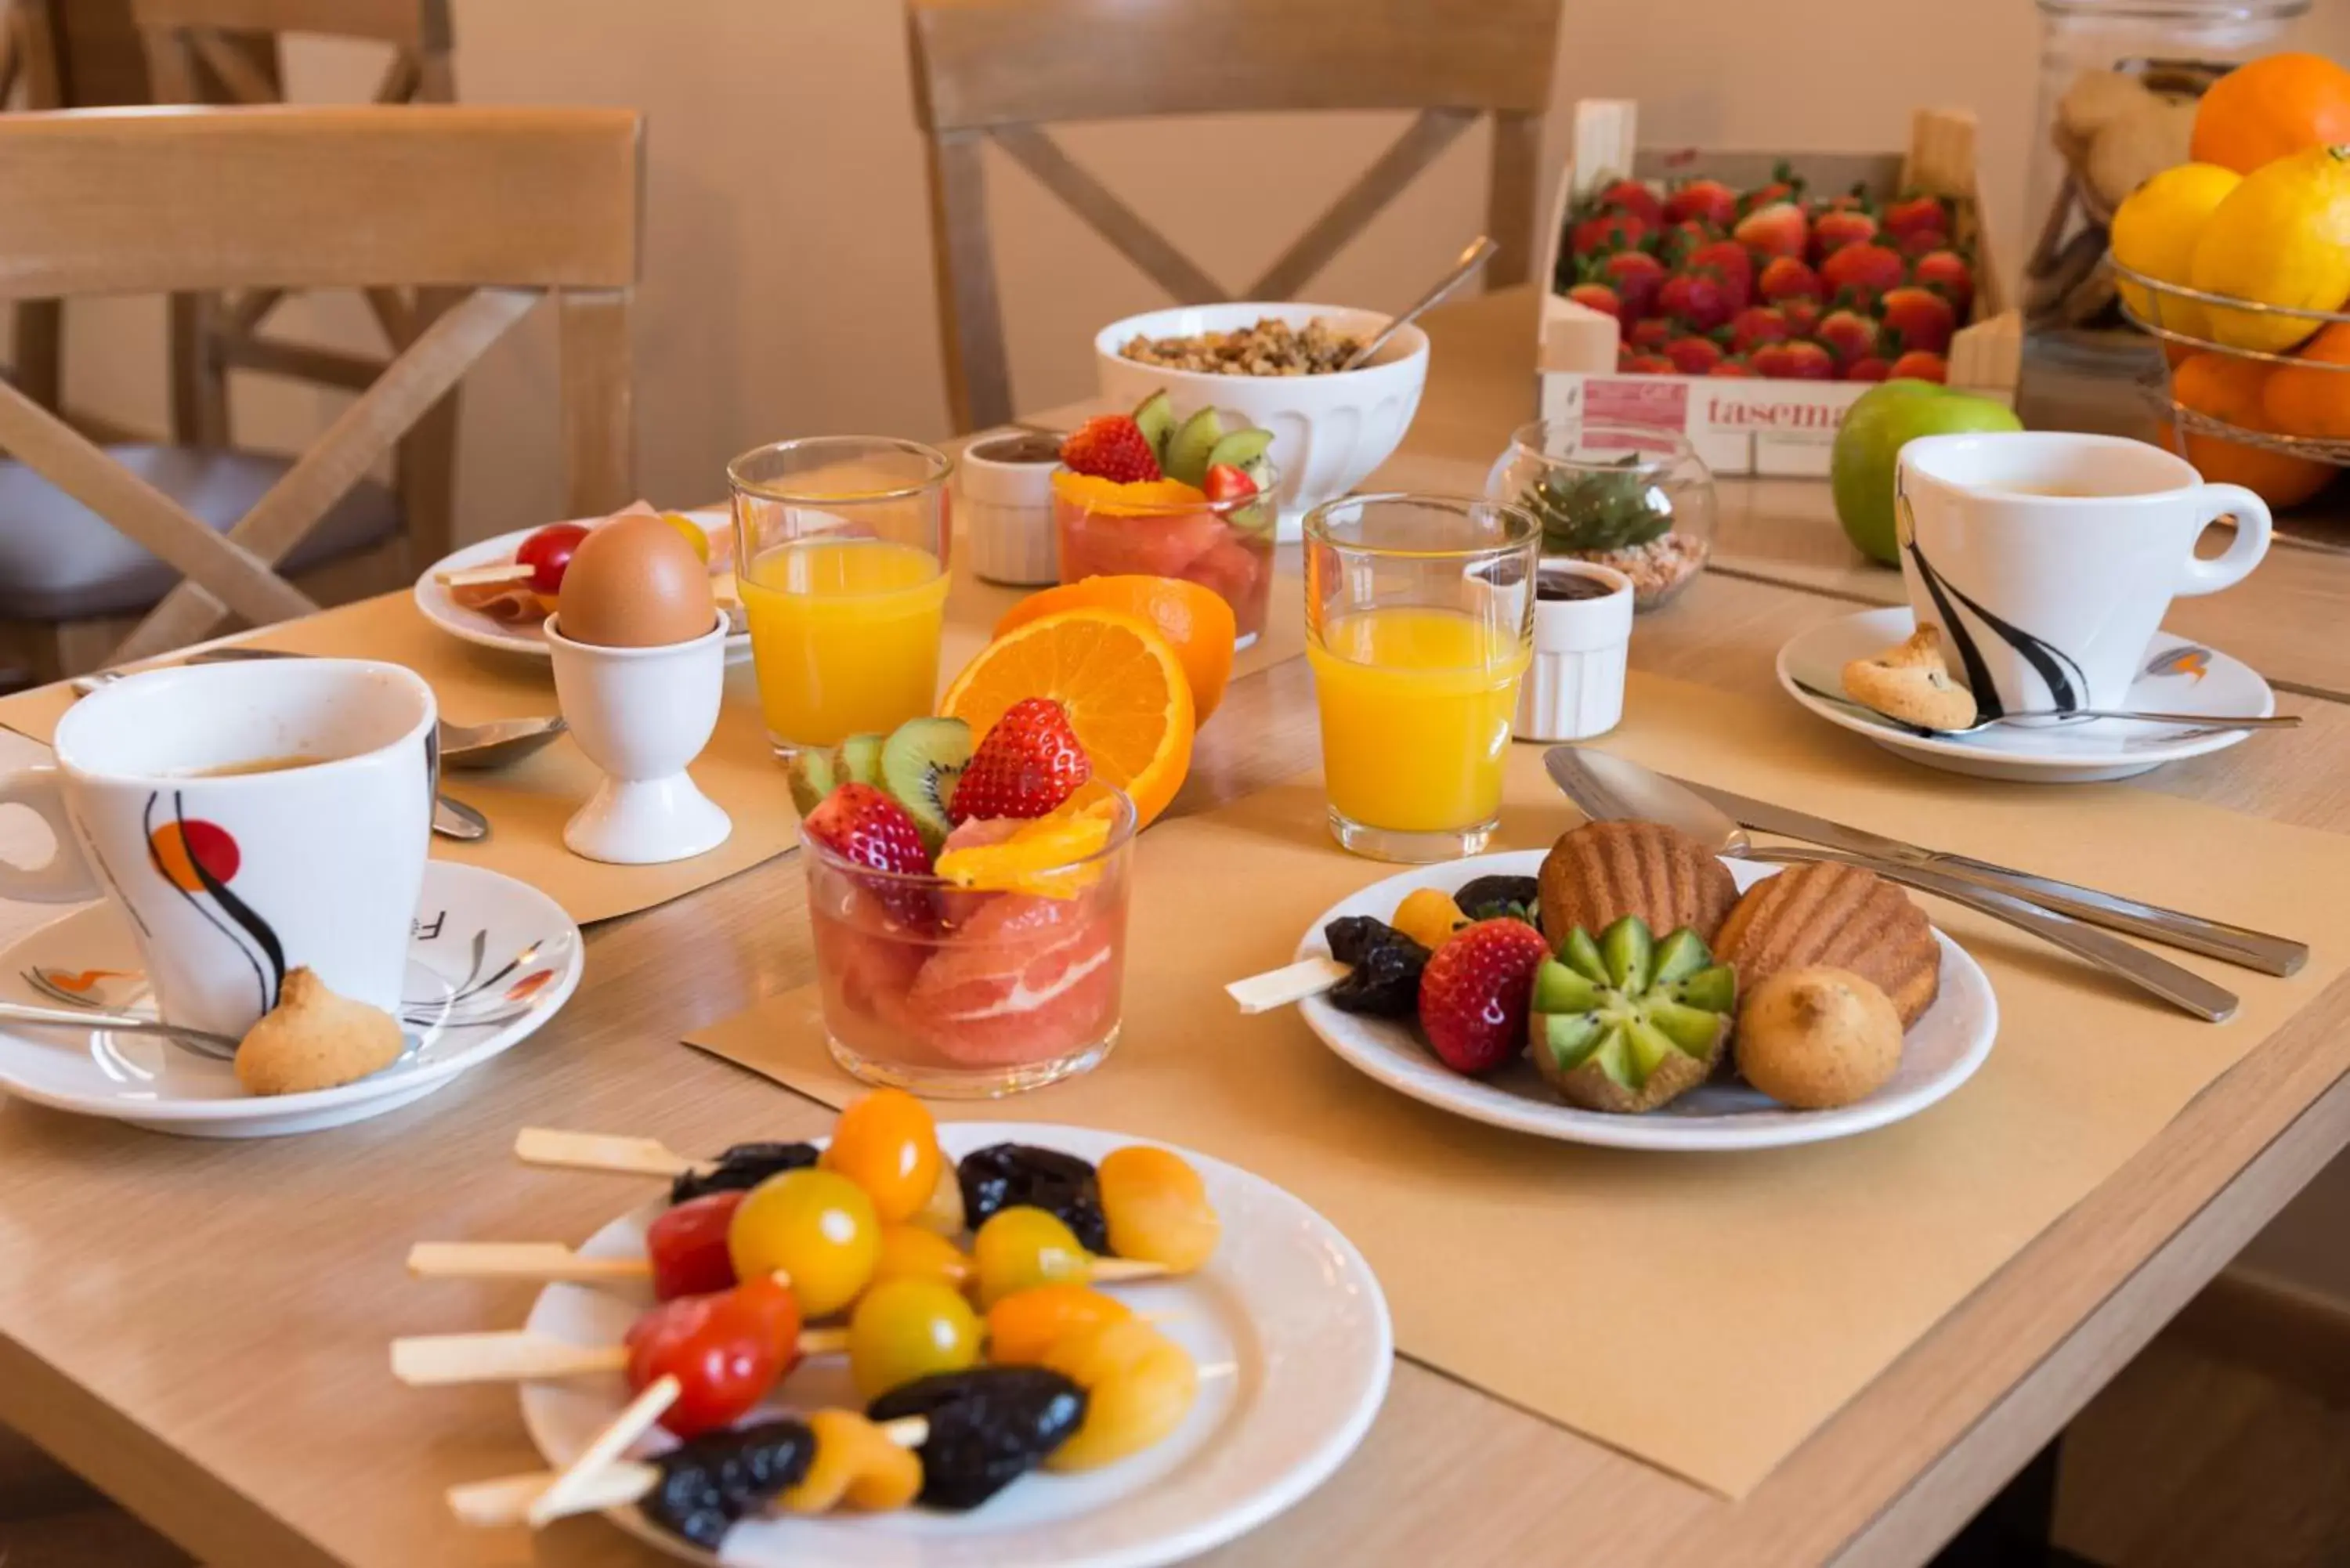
[957,1143,1108,1254]
[669,1140,820,1205]
[642,1418,815,1548]
[1454,875,1542,927]
[1322,916,1430,1017]
[869,1366,1086,1509]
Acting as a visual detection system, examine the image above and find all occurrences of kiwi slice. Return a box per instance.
[1204,428,1273,471]
[1163,407,1223,488]
[1132,390,1176,468]
[880,717,972,845]
[836,732,886,788]
[785,746,839,816]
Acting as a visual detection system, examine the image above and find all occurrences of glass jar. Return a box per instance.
[2023,1,2307,375]
[1484,419,1716,611]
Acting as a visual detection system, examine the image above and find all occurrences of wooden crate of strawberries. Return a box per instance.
[1537,102,2024,477]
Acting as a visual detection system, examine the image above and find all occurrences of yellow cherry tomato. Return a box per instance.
[984,1283,1133,1367]
[872,1224,971,1292]
[1097,1146,1220,1273]
[728,1169,879,1317]
[971,1206,1090,1309]
[848,1276,983,1399]
[822,1089,945,1225]
[779,1408,923,1513]
[1039,1319,1198,1471]
[661,511,713,563]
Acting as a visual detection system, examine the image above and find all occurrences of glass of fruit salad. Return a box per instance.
[1304,493,1541,862]
[797,703,1137,1097]
[728,436,953,753]
[1050,393,1278,646]
[1485,419,1717,611]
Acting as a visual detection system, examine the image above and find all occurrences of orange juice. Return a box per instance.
[741,537,948,747]
[1307,606,1529,833]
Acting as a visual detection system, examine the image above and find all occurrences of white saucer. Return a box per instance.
[1778,605,2275,783]
[519,1122,1392,1568]
[414,509,751,661]
[1293,852,1998,1153]
[0,862,580,1136]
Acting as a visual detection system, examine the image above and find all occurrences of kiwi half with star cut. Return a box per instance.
[1528,916,1737,1114]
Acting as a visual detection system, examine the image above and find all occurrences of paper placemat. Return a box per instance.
[687,669,2350,1496]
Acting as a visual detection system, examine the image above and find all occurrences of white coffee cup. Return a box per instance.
[1894,432,2272,718]
[0,659,436,1037]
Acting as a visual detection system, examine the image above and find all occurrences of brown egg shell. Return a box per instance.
[556,511,716,648]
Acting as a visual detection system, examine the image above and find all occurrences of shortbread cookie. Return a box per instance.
[1842,627,1978,732]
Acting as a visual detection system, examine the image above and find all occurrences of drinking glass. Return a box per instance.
[1303,493,1540,862]
[729,436,953,753]
[1486,419,1716,611]
[1052,467,1279,647]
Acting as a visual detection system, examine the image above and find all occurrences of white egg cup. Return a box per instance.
[544,612,732,865]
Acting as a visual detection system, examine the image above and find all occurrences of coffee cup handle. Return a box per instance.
[2178,483,2272,597]
[0,768,103,904]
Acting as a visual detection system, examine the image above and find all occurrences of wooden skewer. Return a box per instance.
[1225,956,1349,1013]
[435,561,533,588]
[530,1375,681,1527]
[513,1127,700,1179]
[407,1241,653,1283]
[392,1327,852,1387]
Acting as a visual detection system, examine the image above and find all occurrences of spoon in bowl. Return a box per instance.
[1340,235,1499,371]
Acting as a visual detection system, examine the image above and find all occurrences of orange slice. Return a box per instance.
[1047,473,1206,510]
[935,811,1115,896]
[939,609,1195,829]
[994,576,1236,721]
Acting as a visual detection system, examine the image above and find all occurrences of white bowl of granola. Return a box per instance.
[1094,302,1429,535]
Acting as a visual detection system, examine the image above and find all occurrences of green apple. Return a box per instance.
[1830,380,2023,565]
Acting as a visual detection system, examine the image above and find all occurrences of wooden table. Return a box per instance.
[7,285,2350,1568]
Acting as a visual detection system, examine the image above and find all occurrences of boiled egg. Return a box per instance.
[556,510,718,647]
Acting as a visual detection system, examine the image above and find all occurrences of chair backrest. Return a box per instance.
[906,0,1560,432]
[0,104,642,663]
[2,2,63,414]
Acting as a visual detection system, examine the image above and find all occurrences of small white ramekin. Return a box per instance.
[958,431,1064,585]
[1515,560,1634,742]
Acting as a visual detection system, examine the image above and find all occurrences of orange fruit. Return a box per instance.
[2261,320,2350,438]
[996,576,1236,721]
[940,609,1195,828]
[2168,351,2334,508]
[2191,52,2350,175]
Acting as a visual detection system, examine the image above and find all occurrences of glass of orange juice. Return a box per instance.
[729,437,953,753]
[1303,493,1540,862]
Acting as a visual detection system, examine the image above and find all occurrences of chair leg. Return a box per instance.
[12,299,61,412]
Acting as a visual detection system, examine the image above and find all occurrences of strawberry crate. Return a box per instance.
[1536,102,2024,477]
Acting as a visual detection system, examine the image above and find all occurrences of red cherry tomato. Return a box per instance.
[1201,464,1257,504]
[646,1190,743,1301]
[624,1279,794,1437]
[515,522,591,594]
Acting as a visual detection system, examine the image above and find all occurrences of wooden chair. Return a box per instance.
[1,0,63,413]
[905,0,1560,432]
[0,105,640,678]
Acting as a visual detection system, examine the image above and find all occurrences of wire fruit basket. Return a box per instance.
[2113,262,2350,466]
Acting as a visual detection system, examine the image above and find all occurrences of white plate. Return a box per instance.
[519,1122,1391,1568]
[0,862,580,1136]
[1778,605,2273,783]
[414,509,750,660]
[1294,851,1997,1152]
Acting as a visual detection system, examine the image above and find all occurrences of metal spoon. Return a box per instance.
[1340,234,1500,371]
[0,999,239,1061]
[1790,676,2299,738]
[1543,746,2239,1023]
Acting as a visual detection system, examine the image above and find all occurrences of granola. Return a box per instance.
[1119,315,1366,376]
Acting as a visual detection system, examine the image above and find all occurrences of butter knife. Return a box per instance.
[1672,777,2307,977]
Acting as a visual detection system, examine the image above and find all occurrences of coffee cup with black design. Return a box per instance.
[1893,432,2271,719]
[0,660,436,1037]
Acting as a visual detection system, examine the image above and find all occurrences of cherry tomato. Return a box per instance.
[848,1276,982,1398]
[822,1089,943,1224]
[624,1281,786,1437]
[984,1283,1131,1367]
[728,1168,880,1317]
[1097,1147,1220,1272]
[1201,463,1258,504]
[646,1190,744,1301]
[661,511,713,563]
[514,522,590,595]
[873,1224,971,1292]
[971,1205,1090,1309]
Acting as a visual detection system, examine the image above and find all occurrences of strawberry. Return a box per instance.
[1687,240,1754,309]
[1813,307,1879,368]
[1810,208,1878,259]
[1415,919,1552,1075]
[1629,316,1676,351]
[1733,201,1808,260]
[1739,161,1806,214]
[1818,243,1904,302]
[1889,349,1947,384]
[805,783,933,876]
[1911,249,1975,316]
[1623,352,1676,374]
[1896,227,1949,258]
[1059,415,1162,484]
[1880,286,1957,355]
[1593,178,1663,228]
[1708,357,1756,377]
[1201,463,1257,502]
[1751,340,1834,381]
[1781,298,1823,337]
[1656,269,1735,332]
[1756,255,1823,305]
[1656,219,1716,267]
[1813,182,1871,215]
[1663,177,1738,229]
[1664,334,1723,374]
[1882,193,1950,247]
[1600,250,1668,319]
[1842,356,1893,381]
[1572,211,1648,256]
[1567,281,1624,325]
[947,698,1091,823]
[1726,305,1790,352]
